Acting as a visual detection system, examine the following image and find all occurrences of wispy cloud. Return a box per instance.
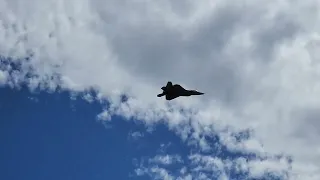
[0,70,8,85]
[134,147,291,180]
[149,154,183,165]
[128,131,144,141]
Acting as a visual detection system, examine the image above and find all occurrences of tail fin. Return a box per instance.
[166,81,173,88]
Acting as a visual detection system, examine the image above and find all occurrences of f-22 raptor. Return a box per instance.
[157,81,204,100]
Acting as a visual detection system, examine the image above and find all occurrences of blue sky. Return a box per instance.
[0,85,286,180]
[0,86,172,180]
[0,86,169,180]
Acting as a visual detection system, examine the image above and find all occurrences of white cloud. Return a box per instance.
[137,152,290,180]
[0,70,8,85]
[149,154,183,165]
[82,93,94,103]
[246,158,291,179]
[1,0,320,179]
[187,154,292,179]
[128,131,144,141]
[144,167,175,180]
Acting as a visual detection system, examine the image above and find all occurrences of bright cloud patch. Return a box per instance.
[1,0,320,179]
[134,151,291,179]
[0,70,8,85]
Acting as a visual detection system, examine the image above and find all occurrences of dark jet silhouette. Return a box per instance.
[157,81,204,100]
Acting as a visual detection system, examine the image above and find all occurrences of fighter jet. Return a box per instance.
[157,81,204,100]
